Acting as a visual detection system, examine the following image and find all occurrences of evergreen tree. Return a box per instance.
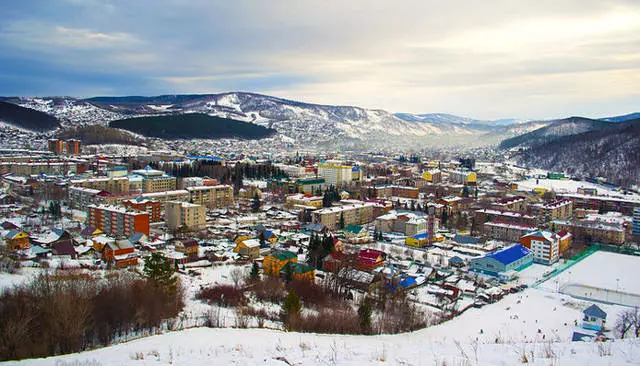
[251,192,260,212]
[358,299,372,334]
[282,289,302,317]
[250,262,260,281]
[461,185,470,198]
[143,252,177,290]
[339,213,345,230]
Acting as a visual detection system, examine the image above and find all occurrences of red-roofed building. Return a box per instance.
[357,248,386,272]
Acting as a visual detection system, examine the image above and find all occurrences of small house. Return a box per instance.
[582,304,607,331]
[4,229,30,250]
[174,238,199,259]
[357,248,386,272]
[282,261,315,281]
[103,239,137,266]
[263,250,297,275]
[234,239,261,259]
[51,240,77,259]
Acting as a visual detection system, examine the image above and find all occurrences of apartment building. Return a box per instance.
[165,201,206,232]
[519,230,561,265]
[317,160,355,187]
[492,196,527,212]
[449,169,477,185]
[122,198,163,222]
[0,161,78,176]
[186,185,234,208]
[552,219,625,245]
[88,204,150,237]
[421,169,442,183]
[132,166,177,193]
[483,221,538,242]
[529,199,573,221]
[285,194,323,209]
[312,200,376,230]
[69,176,130,194]
[140,189,190,203]
[474,209,538,233]
[632,207,640,242]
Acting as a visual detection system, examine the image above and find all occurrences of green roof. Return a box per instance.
[284,261,314,274]
[343,224,364,234]
[295,178,325,185]
[270,250,297,261]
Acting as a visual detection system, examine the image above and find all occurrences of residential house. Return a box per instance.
[357,248,385,272]
[234,239,261,259]
[51,240,77,259]
[582,304,607,331]
[282,261,316,281]
[263,250,298,275]
[4,229,30,250]
[174,238,199,259]
[102,239,137,267]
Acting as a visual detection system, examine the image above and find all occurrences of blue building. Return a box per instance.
[582,304,607,331]
[470,244,533,278]
[633,207,640,242]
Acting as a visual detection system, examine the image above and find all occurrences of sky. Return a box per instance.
[1,0,639,120]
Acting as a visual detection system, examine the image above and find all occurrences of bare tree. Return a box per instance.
[230,267,244,289]
[616,309,635,339]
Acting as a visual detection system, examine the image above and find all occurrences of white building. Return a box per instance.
[317,160,353,187]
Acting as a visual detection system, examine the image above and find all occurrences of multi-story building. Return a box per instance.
[48,139,64,155]
[285,194,323,210]
[317,160,354,187]
[180,177,204,189]
[66,139,81,155]
[558,193,640,216]
[529,199,573,222]
[312,200,377,230]
[633,208,640,242]
[68,186,110,210]
[492,196,527,212]
[373,185,420,199]
[519,230,561,265]
[88,204,150,237]
[186,185,234,208]
[122,198,163,222]
[483,221,537,242]
[449,169,477,185]
[0,161,78,176]
[69,176,130,194]
[141,189,190,203]
[552,219,625,245]
[474,209,538,233]
[132,166,177,193]
[421,169,442,183]
[165,201,206,232]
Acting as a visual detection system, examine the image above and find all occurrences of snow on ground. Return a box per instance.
[9,310,640,366]
[0,267,39,292]
[538,251,640,306]
[515,178,640,200]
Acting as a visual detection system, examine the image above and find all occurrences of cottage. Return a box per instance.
[582,304,607,331]
[470,244,533,278]
[282,261,315,281]
[4,229,30,250]
[234,238,261,259]
[103,239,137,266]
[263,250,298,275]
[357,248,385,272]
[174,238,199,259]
[51,240,77,259]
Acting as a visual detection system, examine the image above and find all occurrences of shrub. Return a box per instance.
[196,284,247,307]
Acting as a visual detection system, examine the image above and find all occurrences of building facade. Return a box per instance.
[165,201,206,232]
[88,204,150,237]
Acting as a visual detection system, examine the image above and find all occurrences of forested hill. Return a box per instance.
[108,113,276,140]
[516,119,640,186]
[0,101,61,131]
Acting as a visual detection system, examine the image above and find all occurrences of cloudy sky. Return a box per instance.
[1,0,639,119]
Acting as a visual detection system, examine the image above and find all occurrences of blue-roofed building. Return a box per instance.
[406,232,429,248]
[453,234,480,245]
[470,244,533,277]
[583,304,607,331]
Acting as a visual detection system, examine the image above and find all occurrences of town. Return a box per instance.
[1,137,640,362]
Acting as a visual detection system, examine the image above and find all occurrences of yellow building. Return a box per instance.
[4,230,30,250]
[187,185,234,208]
[69,176,130,194]
[285,194,323,209]
[317,160,354,187]
[312,201,376,230]
[234,239,261,259]
[263,250,298,275]
[405,233,429,248]
[422,169,442,183]
[165,201,206,232]
[285,262,316,281]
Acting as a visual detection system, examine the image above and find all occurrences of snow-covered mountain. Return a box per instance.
[394,112,523,127]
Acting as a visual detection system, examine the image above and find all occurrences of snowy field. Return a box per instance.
[7,289,636,365]
[515,178,640,200]
[538,251,640,306]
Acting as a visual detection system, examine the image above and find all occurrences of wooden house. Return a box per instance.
[103,239,137,267]
[4,229,30,250]
[263,250,297,275]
